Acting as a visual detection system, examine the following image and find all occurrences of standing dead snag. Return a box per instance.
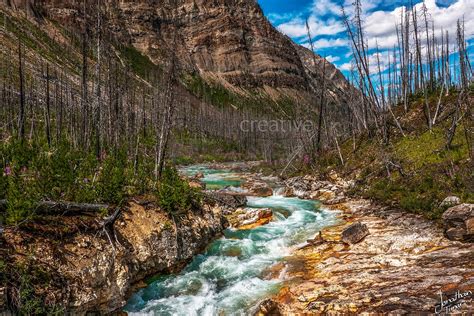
[81,0,89,149]
[305,18,326,155]
[95,0,102,160]
[155,54,177,180]
[45,63,52,148]
[18,41,26,143]
[445,91,466,150]
[412,6,432,131]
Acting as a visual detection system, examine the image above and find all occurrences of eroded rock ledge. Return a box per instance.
[258,198,474,314]
[1,197,229,314]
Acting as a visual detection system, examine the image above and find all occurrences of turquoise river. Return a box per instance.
[124,165,339,315]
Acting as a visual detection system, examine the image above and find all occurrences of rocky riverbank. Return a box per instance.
[0,196,229,314]
[2,163,472,315]
[257,175,474,315]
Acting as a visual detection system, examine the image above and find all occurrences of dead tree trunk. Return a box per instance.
[155,55,176,180]
[18,41,25,143]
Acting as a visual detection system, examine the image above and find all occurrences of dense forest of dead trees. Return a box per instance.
[1,0,472,192]
[0,0,363,180]
[340,0,473,154]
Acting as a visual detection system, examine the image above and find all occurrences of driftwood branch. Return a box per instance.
[100,206,123,252]
[0,200,109,215]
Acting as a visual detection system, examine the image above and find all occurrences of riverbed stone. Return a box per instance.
[273,199,474,314]
[445,227,465,241]
[467,218,474,234]
[442,203,474,242]
[204,191,247,211]
[256,299,283,315]
[284,177,311,195]
[341,222,369,244]
[228,208,273,230]
[193,172,204,179]
[310,189,336,202]
[242,181,273,197]
[188,179,205,190]
[282,186,295,197]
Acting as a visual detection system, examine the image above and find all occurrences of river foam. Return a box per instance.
[124,166,339,315]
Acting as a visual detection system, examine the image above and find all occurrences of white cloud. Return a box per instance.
[343,0,386,16]
[362,0,474,49]
[277,15,345,38]
[267,12,301,24]
[326,55,341,63]
[338,62,353,71]
[272,0,474,70]
[314,38,349,49]
[312,0,341,16]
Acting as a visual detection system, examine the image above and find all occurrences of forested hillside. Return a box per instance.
[0,0,355,225]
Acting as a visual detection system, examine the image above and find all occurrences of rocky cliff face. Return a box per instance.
[5,0,351,103]
[2,200,228,314]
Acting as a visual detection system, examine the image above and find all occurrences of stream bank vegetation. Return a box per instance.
[280,0,473,220]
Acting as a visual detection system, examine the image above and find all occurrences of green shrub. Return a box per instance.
[156,167,201,217]
[399,192,434,215]
[5,173,39,225]
[32,143,77,201]
[96,151,126,204]
[0,173,7,200]
[72,153,100,203]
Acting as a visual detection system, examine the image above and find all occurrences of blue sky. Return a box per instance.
[258,0,474,78]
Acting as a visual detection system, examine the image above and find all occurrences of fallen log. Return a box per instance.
[0,199,109,215]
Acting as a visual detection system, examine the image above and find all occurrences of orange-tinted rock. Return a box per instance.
[238,215,272,230]
[271,199,474,314]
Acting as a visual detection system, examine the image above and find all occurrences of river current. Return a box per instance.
[124,165,339,315]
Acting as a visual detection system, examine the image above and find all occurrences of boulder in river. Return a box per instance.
[284,176,311,196]
[193,172,205,179]
[309,189,336,202]
[204,191,247,213]
[282,186,295,197]
[242,181,273,197]
[442,203,474,242]
[228,208,273,230]
[341,222,370,244]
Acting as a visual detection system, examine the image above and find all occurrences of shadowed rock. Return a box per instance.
[255,298,283,316]
[204,191,247,210]
[341,222,370,244]
[442,204,474,242]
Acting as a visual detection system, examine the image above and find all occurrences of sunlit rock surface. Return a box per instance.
[262,199,474,314]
